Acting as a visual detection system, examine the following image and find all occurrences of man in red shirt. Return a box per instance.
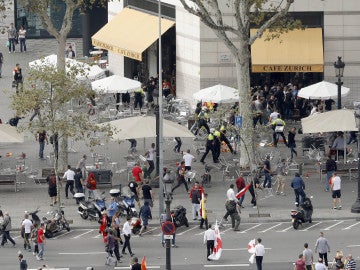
[294,254,306,270]
[37,223,45,261]
[236,174,246,207]
[131,162,143,183]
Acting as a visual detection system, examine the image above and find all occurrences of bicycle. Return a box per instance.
[201,165,212,188]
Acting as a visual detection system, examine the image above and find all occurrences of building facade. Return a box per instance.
[105,0,360,106]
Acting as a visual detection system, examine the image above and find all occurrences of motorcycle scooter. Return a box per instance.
[43,207,70,238]
[75,191,107,221]
[172,205,189,228]
[110,189,137,218]
[291,197,313,230]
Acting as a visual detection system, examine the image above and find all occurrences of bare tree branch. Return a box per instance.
[249,0,293,44]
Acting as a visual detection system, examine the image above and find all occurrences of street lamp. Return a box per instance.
[334,56,345,109]
[163,170,175,270]
[351,113,360,213]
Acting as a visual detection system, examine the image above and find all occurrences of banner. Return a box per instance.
[208,221,223,260]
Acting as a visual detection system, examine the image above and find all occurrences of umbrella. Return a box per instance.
[100,116,194,140]
[193,84,239,103]
[301,109,357,134]
[29,54,106,82]
[0,124,24,143]
[91,75,141,94]
[297,81,350,100]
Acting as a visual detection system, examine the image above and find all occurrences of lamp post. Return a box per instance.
[351,114,360,213]
[334,56,345,109]
[163,171,174,270]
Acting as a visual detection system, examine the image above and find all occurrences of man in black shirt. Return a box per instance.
[141,180,153,207]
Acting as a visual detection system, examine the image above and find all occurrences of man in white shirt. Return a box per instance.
[183,149,195,171]
[146,143,156,178]
[255,238,265,270]
[122,216,134,257]
[331,172,342,209]
[63,165,75,199]
[203,225,216,261]
[221,184,238,224]
[22,213,33,251]
[314,258,327,270]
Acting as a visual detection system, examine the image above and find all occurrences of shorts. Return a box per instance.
[332,190,341,198]
[277,175,286,184]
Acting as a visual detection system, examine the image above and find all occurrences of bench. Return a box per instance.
[0,174,18,192]
[33,168,56,184]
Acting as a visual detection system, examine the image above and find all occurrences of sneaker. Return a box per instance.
[36,255,40,261]
[172,244,178,248]
[338,206,342,209]
[276,191,280,195]
[332,207,337,209]
[122,252,127,255]
[130,253,135,257]
[280,192,286,196]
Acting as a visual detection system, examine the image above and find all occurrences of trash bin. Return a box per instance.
[88,169,112,185]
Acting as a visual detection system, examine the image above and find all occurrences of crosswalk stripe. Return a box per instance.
[259,223,282,233]
[300,222,322,231]
[342,221,360,230]
[324,221,344,230]
[71,229,94,239]
[239,224,261,234]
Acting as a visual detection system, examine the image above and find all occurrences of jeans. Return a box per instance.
[8,38,15,52]
[24,232,31,249]
[171,177,189,193]
[319,252,328,266]
[39,141,45,158]
[19,38,26,52]
[122,234,132,254]
[192,203,200,219]
[147,160,155,177]
[1,230,15,246]
[38,242,45,259]
[65,180,75,198]
[294,188,306,206]
[325,171,334,191]
[206,240,214,259]
[256,256,263,270]
[263,172,272,188]
[238,192,245,206]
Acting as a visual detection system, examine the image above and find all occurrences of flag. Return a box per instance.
[141,256,147,270]
[236,183,251,199]
[199,193,206,220]
[248,239,256,254]
[208,220,223,260]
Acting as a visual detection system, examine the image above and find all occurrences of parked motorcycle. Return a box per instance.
[75,192,107,221]
[172,205,189,228]
[110,189,137,218]
[43,207,70,238]
[291,197,313,230]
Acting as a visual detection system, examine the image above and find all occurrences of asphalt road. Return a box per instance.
[2,219,360,269]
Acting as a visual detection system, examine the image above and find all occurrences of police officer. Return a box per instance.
[200,129,215,164]
[219,125,235,154]
[134,87,145,110]
[213,130,221,163]
[271,117,287,147]
[194,107,210,135]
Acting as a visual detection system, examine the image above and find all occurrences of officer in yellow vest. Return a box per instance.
[213,130,221,163]
[134,87,145,110]
[200,129,215,164]
[194,107,210,135]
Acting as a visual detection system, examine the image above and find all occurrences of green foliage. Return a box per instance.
[11,61,113,146]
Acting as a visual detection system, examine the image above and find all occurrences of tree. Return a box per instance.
[11,62,112,207]
[180,0,299,167]
[18,0,106,169]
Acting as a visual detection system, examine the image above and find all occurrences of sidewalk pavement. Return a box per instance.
[0,39,359,230]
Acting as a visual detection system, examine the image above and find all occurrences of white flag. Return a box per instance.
[208,220,223,260]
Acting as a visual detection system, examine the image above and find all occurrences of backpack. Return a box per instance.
[225,200,237,213]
